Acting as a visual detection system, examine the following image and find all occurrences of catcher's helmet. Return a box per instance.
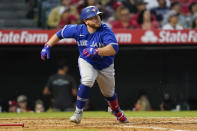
[80,6,102,21]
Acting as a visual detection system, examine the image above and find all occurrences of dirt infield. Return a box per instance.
[0,117,197,131]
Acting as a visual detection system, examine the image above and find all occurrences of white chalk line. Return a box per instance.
[36,123,190,131]
[114,123,189,131]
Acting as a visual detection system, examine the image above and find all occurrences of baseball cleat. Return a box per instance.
[69,110,82,124]
[112,109,128,123]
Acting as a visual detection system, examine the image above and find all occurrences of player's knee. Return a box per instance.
[102,89,114,98]
[81,79,95,87]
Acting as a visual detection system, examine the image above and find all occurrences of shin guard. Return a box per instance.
[76,84,90,110]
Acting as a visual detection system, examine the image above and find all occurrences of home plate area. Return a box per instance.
[0,117,197,131]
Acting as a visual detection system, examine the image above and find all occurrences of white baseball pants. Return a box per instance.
[78,58,115,97]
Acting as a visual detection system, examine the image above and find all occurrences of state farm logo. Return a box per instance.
[141,30,158,42]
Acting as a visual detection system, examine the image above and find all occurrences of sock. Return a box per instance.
[104,93,120,111]
[76,84,91,111]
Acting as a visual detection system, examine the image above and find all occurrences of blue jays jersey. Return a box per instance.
[56,23,119,70]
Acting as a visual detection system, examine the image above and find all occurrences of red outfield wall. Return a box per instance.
[0,29,197,45]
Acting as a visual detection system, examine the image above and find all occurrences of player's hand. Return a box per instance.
[82,48,98,58]
[41,44,50,61]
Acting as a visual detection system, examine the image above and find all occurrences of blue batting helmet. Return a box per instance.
[80,6,102,21]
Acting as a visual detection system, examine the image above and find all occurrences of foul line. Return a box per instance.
[22,123,190,131]
[114,123,189,131]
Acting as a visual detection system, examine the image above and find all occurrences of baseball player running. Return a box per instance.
[41,6,128,124]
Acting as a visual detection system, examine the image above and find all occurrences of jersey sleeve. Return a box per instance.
[56,24,78,39]
[103,28,119,53]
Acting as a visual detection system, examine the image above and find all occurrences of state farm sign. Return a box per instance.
[159,30,197,43]
[115,33,132,43]
[141,30,197,44]
[0,31,48,44]
[0,29,197,45]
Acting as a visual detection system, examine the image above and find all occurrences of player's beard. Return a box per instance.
[88,22,101,29]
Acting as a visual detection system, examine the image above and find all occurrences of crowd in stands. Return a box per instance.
[5,90,189,112]
[8,95,44,113]
[42,0,197,29]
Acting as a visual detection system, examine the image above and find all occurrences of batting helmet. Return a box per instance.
[80,6,102,21]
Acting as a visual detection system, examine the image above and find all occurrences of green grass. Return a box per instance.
[0,111,197,118]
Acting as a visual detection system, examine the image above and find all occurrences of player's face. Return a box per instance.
[85,15,101,28]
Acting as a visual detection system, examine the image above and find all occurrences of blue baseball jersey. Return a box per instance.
[56,23,119,70]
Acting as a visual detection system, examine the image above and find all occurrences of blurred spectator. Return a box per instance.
[68,15,79,24]
[111,1,124,22]
[57,8,70,29]
[47,0,78,28]
[17,95,31,113]
[189,2,197,15]
[160,93,175,110]
[57,8,79,29]
[112,7,134,29]
[130,0,157,28]
[175,93,190,111]
[151,0,170,22]
[130,0,148,28]
[133,93,151,111]
[144,0,171,9]
[162,10,183,29]
[85,0,97,6]
[26,0,36,19]
[162,2,186,28]
[186,2,197,28]
[171,0,196,15]
[43,59,77,111]
[192,14,197,29]
[135,0,147,12]
[97,0,115,23]
[122,0,137,14]
[8,100,18,112]
[77,0,98,14]
[144,0,160,9]
[137,9,160,29]
[34,99,45,113]
[113,1,123,11]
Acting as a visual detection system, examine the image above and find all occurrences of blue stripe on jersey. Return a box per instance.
[57,23,118,70]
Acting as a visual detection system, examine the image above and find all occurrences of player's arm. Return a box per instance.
[46,34,60,47]
[82,27,119,57]
[98,27,119,56]
[97,44,117,56]
[82,43,118,57]
[40,34,60,61]
[41,25,78,61]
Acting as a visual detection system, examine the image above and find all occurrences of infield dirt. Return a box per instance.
[0,117,197,131]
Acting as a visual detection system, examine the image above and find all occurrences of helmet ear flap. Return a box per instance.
[98,13,103,21]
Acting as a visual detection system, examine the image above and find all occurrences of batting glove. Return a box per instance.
[41,44,50,61]
[82,48,98,58]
